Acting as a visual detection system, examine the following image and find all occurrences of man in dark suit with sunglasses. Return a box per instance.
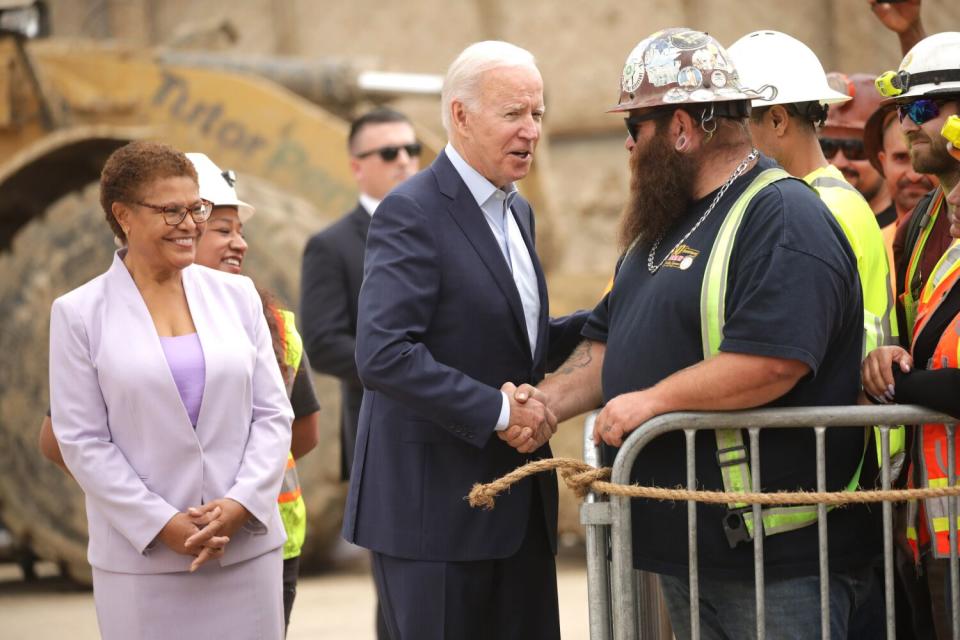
[300,107,419,638]
[301,107,421,482]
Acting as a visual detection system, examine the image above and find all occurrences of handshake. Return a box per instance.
[496,382,557,454]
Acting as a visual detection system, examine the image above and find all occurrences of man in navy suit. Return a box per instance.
[342,41,586,639]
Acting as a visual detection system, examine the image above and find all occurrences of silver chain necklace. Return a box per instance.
[646,148,759,275]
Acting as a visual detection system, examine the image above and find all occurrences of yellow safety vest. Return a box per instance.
[273,308,307,560]
[701,168,870,546]
[804,165,906,471]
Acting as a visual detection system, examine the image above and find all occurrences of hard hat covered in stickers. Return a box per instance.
[875,32,960,101]
[727,30,850,108]
[610,27,763,113]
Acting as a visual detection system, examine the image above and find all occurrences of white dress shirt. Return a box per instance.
[358,192,381,216]
[445,143,541,431]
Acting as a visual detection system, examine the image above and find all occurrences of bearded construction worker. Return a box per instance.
[875,32,960,345]
[506,28,880,638]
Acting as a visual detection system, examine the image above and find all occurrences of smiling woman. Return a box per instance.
[47,141,293,639]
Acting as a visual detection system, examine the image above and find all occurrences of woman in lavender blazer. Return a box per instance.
[48,141,293,639]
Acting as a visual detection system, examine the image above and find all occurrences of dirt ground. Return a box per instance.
[0,552,590,639]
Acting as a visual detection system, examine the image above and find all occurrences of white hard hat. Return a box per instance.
[727,31,850,108]
[185,152,255,222]
[877,32,960,101]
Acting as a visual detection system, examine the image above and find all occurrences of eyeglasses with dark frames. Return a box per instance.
[818,137,867,161]
[354,143,423,162]
[133,200,213,226]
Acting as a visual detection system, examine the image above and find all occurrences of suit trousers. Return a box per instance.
[371,484,560,640]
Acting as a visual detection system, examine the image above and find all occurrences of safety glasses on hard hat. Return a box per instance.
[818,137,867,161]
[897,99,946,126]
[624,110,673,142]
[354,143,422,162]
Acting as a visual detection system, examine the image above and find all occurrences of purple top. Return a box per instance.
[159,333,206,426]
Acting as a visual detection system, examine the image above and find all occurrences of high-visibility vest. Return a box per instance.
[901,189,946,332]
[905,239,960,561]
[805,165,898,354]
[700,167,869,546]
[805,165,906,472]
[272,307,307,561]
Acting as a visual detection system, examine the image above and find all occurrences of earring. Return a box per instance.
[676,134,687,150]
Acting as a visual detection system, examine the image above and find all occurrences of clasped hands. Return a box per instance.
[156,497,251,572]
[501,383,660,449]
[497,382,557,453]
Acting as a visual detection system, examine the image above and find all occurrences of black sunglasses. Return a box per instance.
[819,137,866,161]
[624,110,672,142]
[354,143,422,162]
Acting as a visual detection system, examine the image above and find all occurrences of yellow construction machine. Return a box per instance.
[0,0,480,583]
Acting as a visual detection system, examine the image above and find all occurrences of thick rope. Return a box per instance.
[468,457,960,510]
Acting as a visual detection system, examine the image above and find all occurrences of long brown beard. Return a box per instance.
[619,127,699,251]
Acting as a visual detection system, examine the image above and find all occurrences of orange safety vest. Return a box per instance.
[906,240,960,561]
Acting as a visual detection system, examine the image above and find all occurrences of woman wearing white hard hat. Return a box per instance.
[188,152,320,635]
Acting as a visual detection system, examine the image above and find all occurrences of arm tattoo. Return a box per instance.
[556,341,593,376]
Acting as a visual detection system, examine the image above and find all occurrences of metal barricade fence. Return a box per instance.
[579,405,959,640]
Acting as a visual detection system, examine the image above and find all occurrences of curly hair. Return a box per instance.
[99,141,198,242]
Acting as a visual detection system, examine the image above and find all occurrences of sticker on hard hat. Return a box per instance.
[622,60,645,93]
[670,31,710,50]
[710,71,728,88]
[692,45,728,72]
[644,41,681,87]
[663,88,689,103]
[690,89,716,102]
[678,67,703,90]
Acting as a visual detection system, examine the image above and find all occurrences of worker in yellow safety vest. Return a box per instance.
[728,30,904,475]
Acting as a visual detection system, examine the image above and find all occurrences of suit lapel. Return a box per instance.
[182,266,213,434]
[106,253,200,437]
[349,204,371,245]
[434,153,530,353]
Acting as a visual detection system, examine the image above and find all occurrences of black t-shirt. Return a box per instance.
[291,350,321,419]
[582,156,880,579]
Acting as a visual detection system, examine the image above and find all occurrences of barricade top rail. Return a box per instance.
[610,405,956,485]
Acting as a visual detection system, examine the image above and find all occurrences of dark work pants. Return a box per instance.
[282,555,300,636]
[371,487,560,640]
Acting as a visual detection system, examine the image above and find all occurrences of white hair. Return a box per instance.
[441,40,539,133]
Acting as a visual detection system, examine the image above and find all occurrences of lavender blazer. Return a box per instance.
[49,251,293,574]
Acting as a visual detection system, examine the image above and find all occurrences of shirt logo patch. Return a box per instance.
[663,244,700,270]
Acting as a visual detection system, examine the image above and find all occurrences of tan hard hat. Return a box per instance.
[610,27,762,113]
[822,72,885,134]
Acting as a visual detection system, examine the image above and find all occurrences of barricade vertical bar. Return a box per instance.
[748,428,765,640]
[686,429,700,640]
[610,485,637,640]
[880,427,896,640]
[582,413,613,640]
[815,426,831,640]
[948,424,959,640]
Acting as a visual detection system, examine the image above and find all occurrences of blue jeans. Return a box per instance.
[658,563,879,640]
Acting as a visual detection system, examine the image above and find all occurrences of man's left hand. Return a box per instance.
[593,390,659,447]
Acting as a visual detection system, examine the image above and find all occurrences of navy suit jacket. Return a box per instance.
[342,150,586,562]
